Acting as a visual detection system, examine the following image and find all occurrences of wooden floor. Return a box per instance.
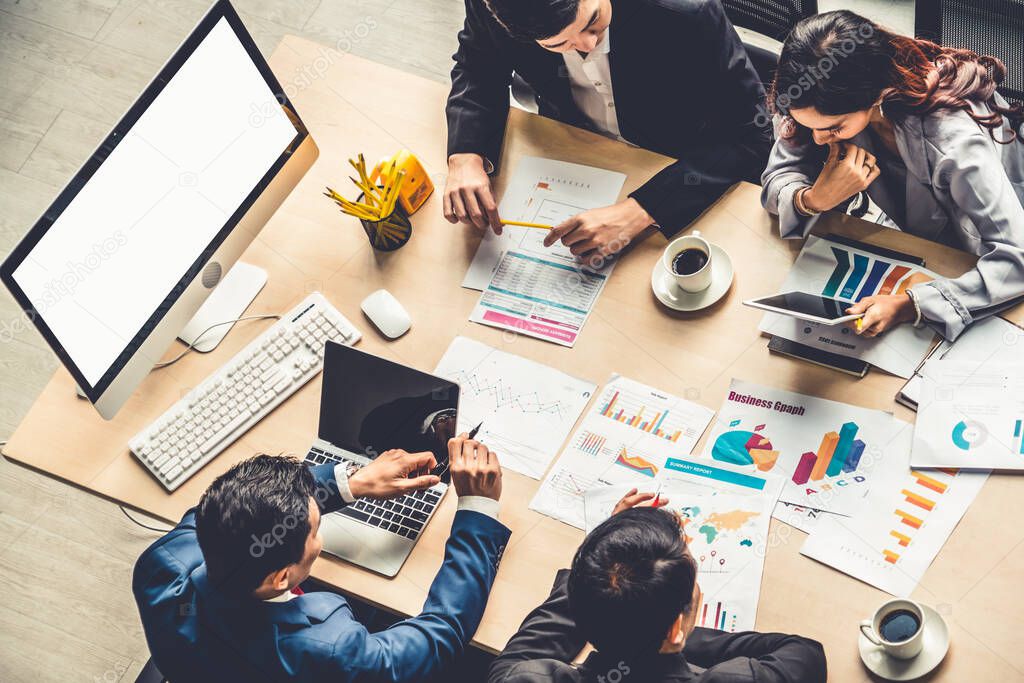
[0,1,912,680]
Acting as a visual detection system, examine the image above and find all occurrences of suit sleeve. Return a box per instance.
[309,462,351,514]
[683,627,827,683]
[488,569,585,682]
[910,129,1024,340]
[760,117,829,238]
[320,510,511,682]
[132,508,203,614]
[446,0,514,167]
[628,0,770,237]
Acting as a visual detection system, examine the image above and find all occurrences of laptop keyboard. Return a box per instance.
[305,447,443,540]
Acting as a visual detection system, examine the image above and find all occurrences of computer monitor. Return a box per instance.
[0,0,317,419]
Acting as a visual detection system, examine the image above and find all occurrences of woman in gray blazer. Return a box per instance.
[761,10,1024,340]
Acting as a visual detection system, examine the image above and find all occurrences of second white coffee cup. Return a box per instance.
[859,598,926,660]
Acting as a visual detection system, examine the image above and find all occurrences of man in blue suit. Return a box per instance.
[133,434,509,682]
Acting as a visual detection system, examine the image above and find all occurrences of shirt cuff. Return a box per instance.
[332,463,357,504]
[457,496,500,520]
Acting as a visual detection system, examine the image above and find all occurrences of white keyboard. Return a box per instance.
[129,292,361,491]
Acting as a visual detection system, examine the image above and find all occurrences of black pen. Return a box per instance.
[468,421,483,439]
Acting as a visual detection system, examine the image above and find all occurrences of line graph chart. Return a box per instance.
[434,337,595,478]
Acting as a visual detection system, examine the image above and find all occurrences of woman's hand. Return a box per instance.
[611,487,669,516]
[846,294,917,337]
[803,142,881,213]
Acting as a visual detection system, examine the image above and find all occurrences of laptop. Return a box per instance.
[305,341,458,576]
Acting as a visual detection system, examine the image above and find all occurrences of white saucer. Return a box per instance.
[651,243,734,312]
[858,604,950,681]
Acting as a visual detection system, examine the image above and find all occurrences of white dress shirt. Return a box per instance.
[561,30,622,140]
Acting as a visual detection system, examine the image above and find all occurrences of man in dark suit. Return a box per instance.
[489,494,827,683]
[444,0,771,260]
[133,435,508,682]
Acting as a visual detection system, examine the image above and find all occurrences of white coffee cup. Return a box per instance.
[859,599,925,660]
[662,230,713,293]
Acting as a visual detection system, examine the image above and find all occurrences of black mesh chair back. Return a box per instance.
[721,0,819,41]
[916,0,1024,105]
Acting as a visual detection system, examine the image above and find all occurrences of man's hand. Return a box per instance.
[449,433,502,501]
[443,153,501,233]
[348,449,440,499]
[543,198,653,262]
[803,142,881,213]
[846,294,916,337]
[611,487,669,516]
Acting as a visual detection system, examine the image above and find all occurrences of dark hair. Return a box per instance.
[196,454,317,594]
[484,0,581,41]
[770,10,1024,144]
[568,508,697,656]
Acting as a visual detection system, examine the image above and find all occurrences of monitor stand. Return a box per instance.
[178,261,267,353]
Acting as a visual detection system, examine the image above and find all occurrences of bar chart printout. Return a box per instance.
[801,453,989,596]
[706,380,904,516]
[594,375,715,453]
[530,375,717,529]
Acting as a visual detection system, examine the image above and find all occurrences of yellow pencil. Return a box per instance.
[501,220,552,230]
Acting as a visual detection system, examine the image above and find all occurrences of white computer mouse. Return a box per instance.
[360,289,411,339]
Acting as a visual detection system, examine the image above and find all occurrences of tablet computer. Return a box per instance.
[743,292,863,325]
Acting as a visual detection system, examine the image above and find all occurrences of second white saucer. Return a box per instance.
[651,243,734,312]
[858,603,950,681]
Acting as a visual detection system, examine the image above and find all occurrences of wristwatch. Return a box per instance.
[343,461,362,480]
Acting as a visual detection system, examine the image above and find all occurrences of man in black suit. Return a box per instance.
[489,494,827,683]
[444,0,771,261]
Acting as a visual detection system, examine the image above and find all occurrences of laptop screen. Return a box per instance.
[319,342,458,479]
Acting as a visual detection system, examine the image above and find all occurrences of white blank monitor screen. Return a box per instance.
[9,16,299,387]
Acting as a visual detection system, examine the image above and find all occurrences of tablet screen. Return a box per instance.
[752,292,850,320]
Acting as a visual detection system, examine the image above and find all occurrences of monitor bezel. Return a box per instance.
[0,0,309,403]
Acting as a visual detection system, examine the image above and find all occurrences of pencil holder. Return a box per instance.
[357,193,412,251]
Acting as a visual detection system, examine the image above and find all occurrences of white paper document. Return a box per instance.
[433,337,596,478]
[469,250,608,347]
[912,360,1024,470]
[759,236,938,378]
[899,316,1023,408]
[704,379,909,516]
[584,486,776,632]
[529,375,719,529]
[801,422,988,596]
[463,156,626,290]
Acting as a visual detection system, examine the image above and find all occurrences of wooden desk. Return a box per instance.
[5,36,1024,680]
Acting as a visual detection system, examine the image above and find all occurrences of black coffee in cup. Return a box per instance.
[672,248,709,275]
[879,609,921,642]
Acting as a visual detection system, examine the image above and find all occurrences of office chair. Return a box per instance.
[915,0,1024,106]
[721,0,819,86]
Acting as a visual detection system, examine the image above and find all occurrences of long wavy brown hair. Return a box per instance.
[769,10,1024,144]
